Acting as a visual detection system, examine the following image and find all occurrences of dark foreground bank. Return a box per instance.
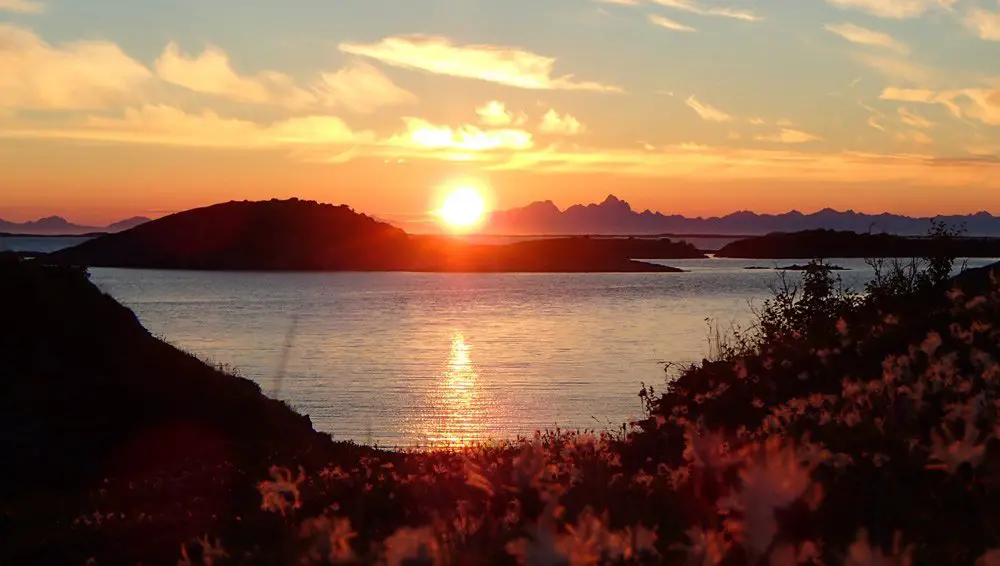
[4,253,1000,565]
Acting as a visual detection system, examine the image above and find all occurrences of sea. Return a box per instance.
[8,236,997,448]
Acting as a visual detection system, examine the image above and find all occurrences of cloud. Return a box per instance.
[155,42,314,108]
[539,109,585,135]
[894,130,933,145]
[965,8,1000,41]
[339,35,621,92]
[0,24,152,110]
[651,0,761,21]
[825,0,958,19]
[880,87,1000,125]
[684,95,731,122]
[824,22,909,54]
[389,117,533,152]
[1,104,375,148]
[648,14,696,32]
[898,107,933,128]
[868,116,886,131]
[314,61,417,113]
[748,117,766,125]
[475,100,526,127]
[854,53,937,85]
[756,128,823,143]
[0,0,43,13]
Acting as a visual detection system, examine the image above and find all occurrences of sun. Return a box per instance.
[437,186,489,231]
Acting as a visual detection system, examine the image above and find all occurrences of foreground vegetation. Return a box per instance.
[3,235,1000,564]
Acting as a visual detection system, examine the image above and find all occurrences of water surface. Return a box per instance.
[89,257,998,447]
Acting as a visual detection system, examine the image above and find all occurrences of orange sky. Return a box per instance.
[2,0,1000,224]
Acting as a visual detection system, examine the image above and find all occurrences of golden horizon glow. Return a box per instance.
[436,186,489,232]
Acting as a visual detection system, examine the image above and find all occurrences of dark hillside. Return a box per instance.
[0,256,370,564]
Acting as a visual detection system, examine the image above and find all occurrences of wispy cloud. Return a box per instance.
[965,8,1000,41]
[684,95,731,122]
[898,107,933,128]
[155,42,314,108]
[539,109,585,135]
[651,0,761,22]
[854,53,938,85]
[880,87,1000,125]
[0,0,44,13]
[314,62,417,114]
[825,0,958,19]
[894,130,933,145]
[648,14,696,32]
[756,128,823,143]
[475,101,526,127]
[868,116,886,131]
[0,24,152,110]
[339,35,622,92]
[825,22,909,54]
[1,105,375,148]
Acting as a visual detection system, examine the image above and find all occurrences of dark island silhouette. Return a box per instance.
[716,229,1000,259]
[49,198,704,272]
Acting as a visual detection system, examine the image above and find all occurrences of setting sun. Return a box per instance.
[437,186,489,230]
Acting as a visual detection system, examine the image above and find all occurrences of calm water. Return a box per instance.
[88,257,998,447]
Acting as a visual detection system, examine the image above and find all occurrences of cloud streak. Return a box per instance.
[825,22,909,54]
[339,35,621,92]
[648,14,696,32]
[652,0,761,21]
[685,95,731,122]
[825,0,958,19]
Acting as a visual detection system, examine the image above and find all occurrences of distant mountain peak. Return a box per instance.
[0,215,151,235]
[483,199,1000,236]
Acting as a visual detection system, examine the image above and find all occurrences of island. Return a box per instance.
[47,199,704,273]
[717,229,1000,259]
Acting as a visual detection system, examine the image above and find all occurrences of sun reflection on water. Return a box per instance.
[418,332,487,447]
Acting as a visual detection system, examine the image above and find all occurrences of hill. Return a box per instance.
[716,229,1000,259]
[0,215,149,235]
[50,199,700,272]
[483,195,1000,236]
[0,255,374,564]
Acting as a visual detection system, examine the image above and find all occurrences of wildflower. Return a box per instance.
[298,516,356,563]
[178,536,228,566]
[678,527,729,566]
[464,459,494,497]
[844,529,912,566]
[920,332,943,357]
[719,438,817,557]
[927,414,989,473]
[257,466,306,516]
[383,527,441,566]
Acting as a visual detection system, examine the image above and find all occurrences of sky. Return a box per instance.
[1,0,999,225]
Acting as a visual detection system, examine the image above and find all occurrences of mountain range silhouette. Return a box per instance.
[485,195,1000,236]
[0,215,151,236]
